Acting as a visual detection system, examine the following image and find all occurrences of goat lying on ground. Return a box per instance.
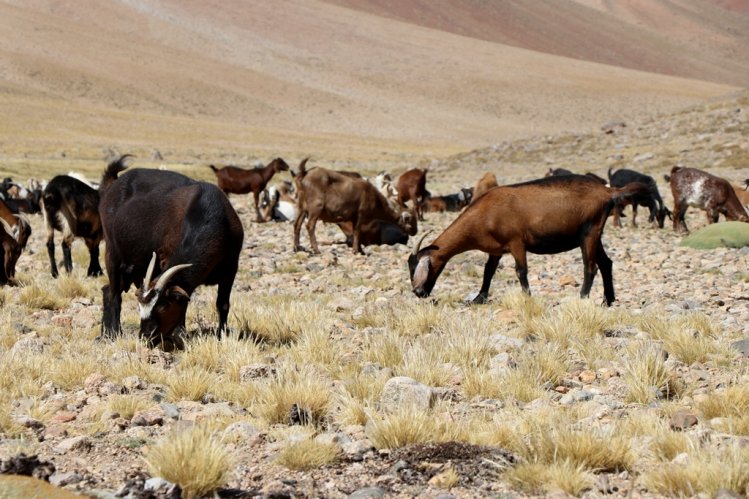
[259,182,297,222]
[294,161,417,254]
[209,158,290,222]
[408,175,650,305]
[397,168,429,221]
[421,188,473,213]
[608,168,670,228]
[100,157,244,349]
[666,166,749,233]
[337,219,410,247]
[41,169,106,278]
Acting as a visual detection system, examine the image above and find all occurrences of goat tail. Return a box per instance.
[208,164,219,173]
[100,154,132,193]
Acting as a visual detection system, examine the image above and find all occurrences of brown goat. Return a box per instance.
[0,200,31,253]
[408,175,651,305]
[293,161,417,254]
[0,219,22,285]
[209,158,290,222]
[471,172,499,204]
[732,183,749,210]
[666,166,749,233]
[396,168,429,221]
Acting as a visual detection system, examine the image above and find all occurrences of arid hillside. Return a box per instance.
[0,0,744,167]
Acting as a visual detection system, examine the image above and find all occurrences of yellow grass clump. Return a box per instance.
[275,438,341,471]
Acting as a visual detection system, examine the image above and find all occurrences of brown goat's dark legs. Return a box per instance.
[580,237,601,300]
[631,205,638,227]
[473,254,501,304]
[306,215,321,254]
[85,238,103,276]
[673,201,688,232]
[612,204,623,228]
[293,212,306,251]
[596,242,615,306]
[252,191,263,222]
[215,279,234,335]
[101,284,122,338]
[510,245,530,295]
[62,240,73,274]
[46,237,59,278]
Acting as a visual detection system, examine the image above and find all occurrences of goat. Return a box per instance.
[338,219,409,247]
[732,182,749,210]
[293,160,417,254]
[0,178,43,214]
[408,175,651,306]
[99,157,244,349]
[0,200,31,253]
[608,168,670,228]
[545,168,607,185]
[396,168,429,221]
[421,188,473,213]
[209,158,290,222]
[0,218,23,285]
[259,182,297,222]
[666,166,749,233]
[41,169,106,278]
[66,171,100,190]
[471,172,499,204]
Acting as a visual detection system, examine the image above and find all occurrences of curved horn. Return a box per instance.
[413,230,432,255]
[153,263,193,292]
[143,252,157,287]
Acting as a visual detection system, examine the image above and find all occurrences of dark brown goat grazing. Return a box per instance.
[471,172,499,204]
[408,175,651,305]
[608,168,670,228]
[209,158,290,222]
[100,159,244,349]
[666,166,749,233]
[397,168,429,221]
[41,169,107,278]
[293,162,417,254]
[337,219,410,247]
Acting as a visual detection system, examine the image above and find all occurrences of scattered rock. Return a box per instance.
[348,487,387,498]
[54,436,91,454]
[670,410,698,431]
[239,364,276,381]
[730,338,749,357]
[379,377,435,412]
[49,471,83,487]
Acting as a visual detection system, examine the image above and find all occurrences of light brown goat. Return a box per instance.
[294,161,417,254]
[666,166,749,233]
[396,168,429,221]
[209,158,290,222]
[471,172,499,204]
[408,175,650,305]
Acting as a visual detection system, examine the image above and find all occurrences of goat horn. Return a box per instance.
[144,252,157,287]
[413,230,432,255]
[153,263,193,292]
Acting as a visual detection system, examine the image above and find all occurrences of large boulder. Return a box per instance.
[679,221,749,249]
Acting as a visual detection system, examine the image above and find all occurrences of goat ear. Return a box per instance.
[166,286,190,302]
[413,255,431,287]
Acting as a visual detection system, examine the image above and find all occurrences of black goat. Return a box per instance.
[41,172,105,278]
[99,158,244,349]
[608,168,670,228]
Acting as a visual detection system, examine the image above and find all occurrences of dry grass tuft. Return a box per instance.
[275,438,341,471]
[107,394,152,420]
[621,342,679,403]
[504,460,593,496]
[366,406,464,450]
[18,283,67,310]
[257,367,331,426]
[56,275,90,299]
[166,367,220,402]
[144,424,233,499]
[234,296,326,345]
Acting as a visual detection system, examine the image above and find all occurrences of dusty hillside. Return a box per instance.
[0,0,740,167]
[326,0,749,87]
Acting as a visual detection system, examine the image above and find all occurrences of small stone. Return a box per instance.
[559,274,577,287]
[379,377,435,412]
[131,406,165,427]
[671,452,690,465]
[578,370,597,384]
[239,364,276,381]
[122,376,147,391]
[84,373,106,393]
[670,410,698,431]
[44,425,69,439]
[223,421,262,445]
[342,439,375,461]
[730,339,749,357]
[714,488,743,499]
[50,411,77,424]
[49,471,83,487]
[54,436,91,454]
[348,487,387,498]
[144,477,173,491]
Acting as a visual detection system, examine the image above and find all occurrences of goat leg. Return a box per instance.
[510,245,530,295]
[473,254,501,304]
[62,241,73,274]
[100,284,122,338]
[306,215,321,254]
[580,238,600,299]
[253,191,263,223]
[86,238,103,276]
[596,242,615,306]
[216,279,233,336]
[46,238,59,278]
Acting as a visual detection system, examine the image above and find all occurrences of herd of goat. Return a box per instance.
[0,155,747,348]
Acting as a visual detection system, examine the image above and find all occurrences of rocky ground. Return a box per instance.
[1,92,749,498]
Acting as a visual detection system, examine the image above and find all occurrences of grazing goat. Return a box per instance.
[471,172,499,204]
[608,168,670,228]
[41,170,106,278]
[209,158,290,222]
[408,175,651,305]
[396,168,429,221]
[0,178,43,214]
[99,158,244,349]
[732,182,749,210]
[338,219,409,247]
[293,162,417,254]
[260,182,297,222]
[421,189,473,213]
[666,166,749,233]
